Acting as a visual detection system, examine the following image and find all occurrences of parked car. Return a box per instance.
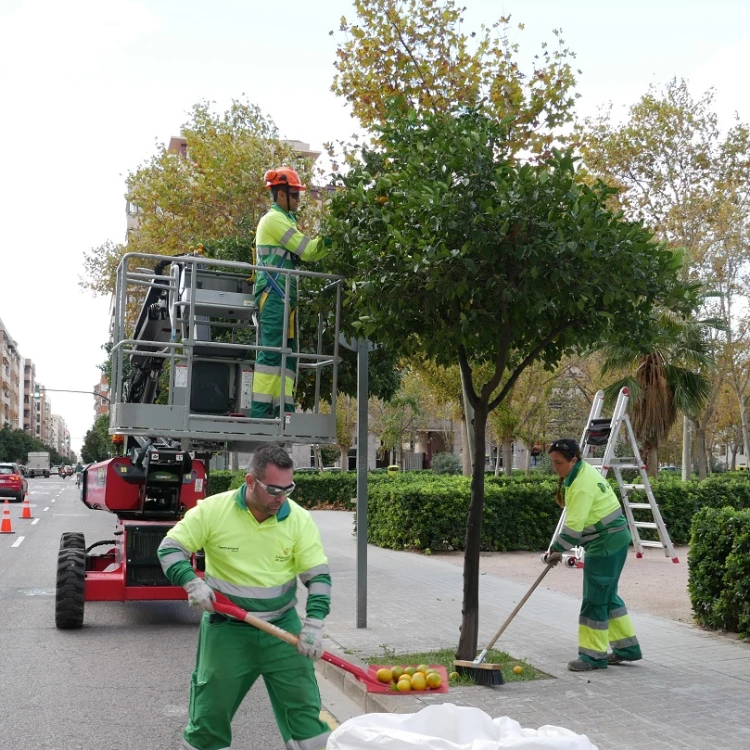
[50,466,60,475]
[0,463,29,502]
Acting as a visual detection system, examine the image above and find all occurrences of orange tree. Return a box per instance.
[322,105,693,659]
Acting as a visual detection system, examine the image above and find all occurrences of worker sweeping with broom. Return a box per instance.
[544,438,643,672]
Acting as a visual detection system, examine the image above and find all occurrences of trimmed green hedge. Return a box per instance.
[206,470,235,496]
[689,506,750,635]
[367,476,560,552]
[205,469,750,553]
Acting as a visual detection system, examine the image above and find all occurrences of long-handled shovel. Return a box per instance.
[212,593,449,695]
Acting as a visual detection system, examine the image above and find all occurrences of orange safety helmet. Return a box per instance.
[264,167,306,191]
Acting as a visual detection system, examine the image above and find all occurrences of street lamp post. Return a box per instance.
[34,386,111,403]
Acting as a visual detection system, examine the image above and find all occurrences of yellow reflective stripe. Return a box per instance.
[578,623,608,655]
[259,291,269,312]
[608,613,638,641]
[253,372,294,398]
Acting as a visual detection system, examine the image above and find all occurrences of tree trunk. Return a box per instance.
[503,438,513,477]
[339,447,348,470]
[681,416,691,481]
[739,399,750,464]
[494,441,501,476]
[313,445,323,470]
[695,423,708,481]
[461,419,472,477]
[456,404,488,660]
[524,443,532,475]
[731,445,738,470]
[230,451,239,472]
[646,448,658,478]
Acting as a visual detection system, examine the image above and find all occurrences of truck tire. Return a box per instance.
[55,547,85,629]
[60,532,85,551]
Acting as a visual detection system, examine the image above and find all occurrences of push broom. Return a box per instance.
[453,561,554,685]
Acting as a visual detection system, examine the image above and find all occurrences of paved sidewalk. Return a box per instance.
[313,511,750,750]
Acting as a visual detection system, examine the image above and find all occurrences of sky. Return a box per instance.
[0,0,748,454]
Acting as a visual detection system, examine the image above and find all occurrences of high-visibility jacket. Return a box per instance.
[254,204,329,304]
[158,486,331,622]
[551,460,630,556]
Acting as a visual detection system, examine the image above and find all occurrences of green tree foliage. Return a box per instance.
[81,415,112,464]
[323,105,692,659]
[0,426,66,465]
[81,99,314,296]
[602,311,716,476]
[331,0,579,155]
[430,451,460,475]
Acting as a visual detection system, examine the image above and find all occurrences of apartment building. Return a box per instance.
[23,358,37,435]
[0,317,23,429]
[94,373,110,418]
[50,414,71,458]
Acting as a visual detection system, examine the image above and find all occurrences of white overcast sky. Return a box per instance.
[0,0,748,454]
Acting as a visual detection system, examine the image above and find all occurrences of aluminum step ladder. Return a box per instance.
[548,387,678,566]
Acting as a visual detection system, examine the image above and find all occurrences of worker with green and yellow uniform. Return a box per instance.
[158,445,333,750]
[545,438,642,672]
[251,167,331,419]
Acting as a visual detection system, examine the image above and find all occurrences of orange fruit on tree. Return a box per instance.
[376,668,393,684]
[426,672,442,689]
[410,673,427,691]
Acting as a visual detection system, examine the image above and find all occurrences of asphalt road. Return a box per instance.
[0,475,347,749]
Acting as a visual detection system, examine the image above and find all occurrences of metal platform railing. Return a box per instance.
[109,251,343,450]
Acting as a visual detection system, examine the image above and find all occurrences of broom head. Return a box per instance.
[453,659,505,686]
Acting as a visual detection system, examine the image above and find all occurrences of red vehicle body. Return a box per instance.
[0,462,28,502]
[55,447,207,628]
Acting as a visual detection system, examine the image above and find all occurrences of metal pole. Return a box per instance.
[356,339,369,628]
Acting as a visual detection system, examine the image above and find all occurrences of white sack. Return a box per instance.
[327,703,598,750]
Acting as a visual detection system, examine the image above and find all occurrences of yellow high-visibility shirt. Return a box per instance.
[158,486,331,621]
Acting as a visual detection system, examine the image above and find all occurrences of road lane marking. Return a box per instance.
[51,499,56,503]
[43,506,50,512]
[31,518,39,525]
[11,536,25,548]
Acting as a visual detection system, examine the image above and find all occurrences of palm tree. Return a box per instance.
[601,311,718,476]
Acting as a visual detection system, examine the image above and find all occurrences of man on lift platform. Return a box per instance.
[251,167,331,419]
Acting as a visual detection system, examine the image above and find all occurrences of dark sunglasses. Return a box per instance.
[255,477,295,498]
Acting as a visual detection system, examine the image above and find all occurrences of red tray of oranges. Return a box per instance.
[368,663,450,694]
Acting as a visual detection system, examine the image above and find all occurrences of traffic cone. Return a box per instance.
[0,499,15,534]
[19,492,33,520]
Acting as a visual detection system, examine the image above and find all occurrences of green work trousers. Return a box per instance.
[182,609,330,750]
[251,288,297,419]
[578,545,642,668]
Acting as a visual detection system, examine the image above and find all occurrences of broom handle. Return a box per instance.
[484,563,553,652]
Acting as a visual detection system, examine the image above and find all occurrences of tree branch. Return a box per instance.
[488,321,580,412]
